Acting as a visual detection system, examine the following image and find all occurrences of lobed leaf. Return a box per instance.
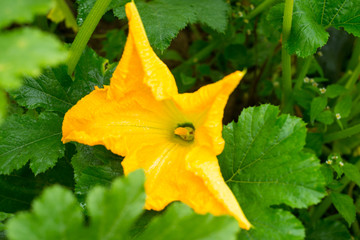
[0,0,54,29]
[218,104,326,239]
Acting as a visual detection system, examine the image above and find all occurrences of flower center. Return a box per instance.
[174,124,195,142]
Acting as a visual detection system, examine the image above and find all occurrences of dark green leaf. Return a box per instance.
[330,192,356,226]
[0,159,74,213]
[71,144,123,199]
[317,110,334,125]
[0,113,64,175]
[0,28,67,90]
[10,65,73,113]
[0,0,54,29]
[101,29,126,61]
[6,185,85,240]
[218,105,326,239]
[306,220,352,240]
[270,0,360,57]
[69,47,116,103]
[135,203,239,240]
[113,0,229,50]
[0,90,7,124]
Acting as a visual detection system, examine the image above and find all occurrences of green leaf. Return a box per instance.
[0,90,7,124]
[316,110,334,125]
[330,192,356,226]
[0,0,54,29]
[237,207,304,240]
[270,0,360,57]
[69,47,116,103]
[0,212,13,231]
[0,28,67,90]
[334,95,352,118]
[101,29,126,61]
[86,170,145,239]
[306,220,352,240]
[0,159,74,213]
[0,112,64,175]
[310,96,327,124]
[71,144,123,200]
[135,203,239,240]
[218,104,326,239]
[342,162,360,187]
[6,185,85,240]
[10,66,73,114]
[136,0,229,50]
[325,84,347,98]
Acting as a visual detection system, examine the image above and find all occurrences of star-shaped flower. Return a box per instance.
[62,1,250,229]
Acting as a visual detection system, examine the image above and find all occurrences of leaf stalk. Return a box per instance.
[67,0,112,76]
[281,0,294,113]
[246,0,278,20]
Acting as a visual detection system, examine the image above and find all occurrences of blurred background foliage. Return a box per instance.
[1,0,360,239]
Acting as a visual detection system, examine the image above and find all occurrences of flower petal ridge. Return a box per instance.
[62,1,250,230]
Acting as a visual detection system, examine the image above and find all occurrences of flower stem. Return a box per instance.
[324,123,360,143]
[281,0,294,113]
[54,0,79,32]
[67,0,112,76]
[294,56,312,90]
[246,0,278,20]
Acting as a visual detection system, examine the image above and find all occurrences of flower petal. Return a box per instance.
[62,86,171,156]
[122,142,251,229]
[172,71,245,154]
[109,2,178,101]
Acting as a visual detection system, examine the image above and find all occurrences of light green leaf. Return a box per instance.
[342,162,360,187]
[310,96,328,124]
[325,84,347,98]
[330,192,356,226]
[0,0,54,29]
[316,110,334,125]
[218,104,326,239]
[135,203,239,240]
[0,28,67,90]
[86,170,145,240]
[6,185,85,240]
[0,112,64,175]
[0,212,13,231]
[10,66,73,114]
[334,95,352,118]
[0,90,7,124]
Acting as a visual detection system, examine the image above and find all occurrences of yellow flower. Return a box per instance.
[62,1,250,230]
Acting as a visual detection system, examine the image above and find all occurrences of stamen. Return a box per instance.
[174,126,195,141]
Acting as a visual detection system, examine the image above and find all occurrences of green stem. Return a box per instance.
[67,0,112,76]
[55,0,79,32]
[246,0,278,20]
[281,0,294,113]
[345,58,360,90]
[324,122,360,143]
[294,56,312,90]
